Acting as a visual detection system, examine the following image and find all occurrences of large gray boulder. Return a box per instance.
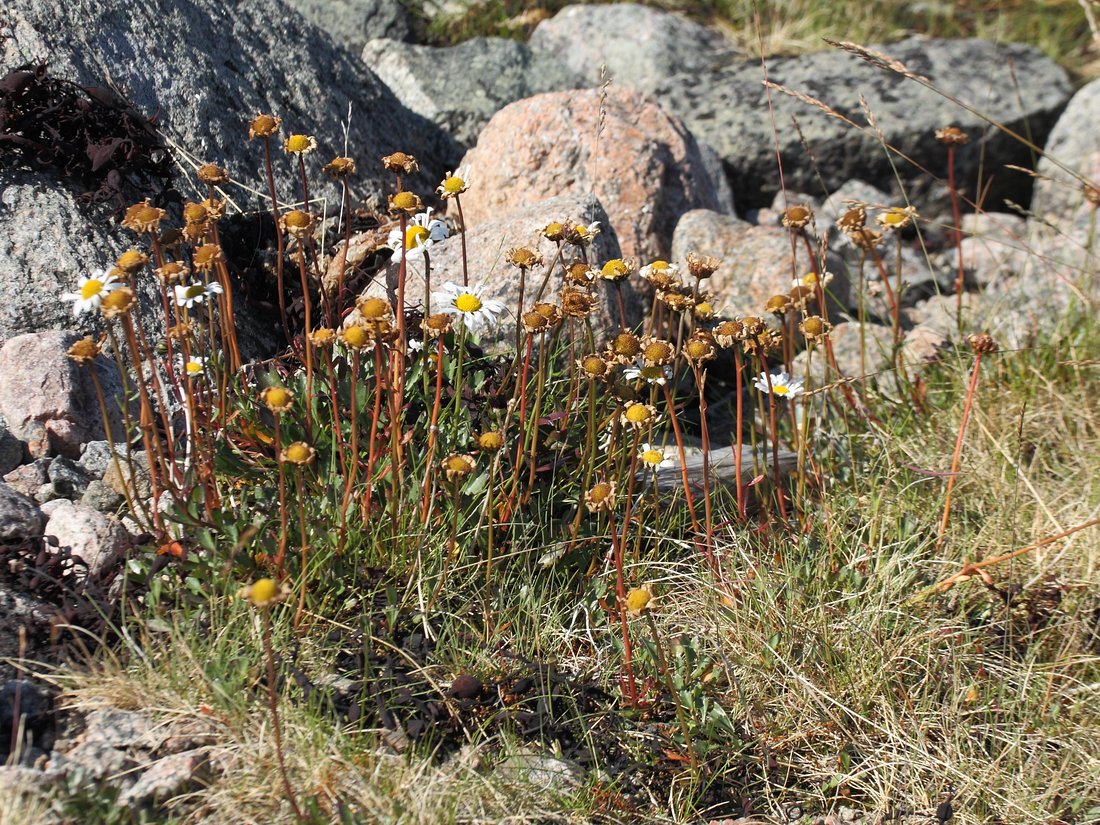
[284,0,412,53]
[650,37,1071,209]
[3,0,459,208]
[362,37,584,147]
[529,4,740,94]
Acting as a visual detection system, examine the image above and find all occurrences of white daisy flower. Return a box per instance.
[182,356,207,377]
[62,269,119,316]
[435,282,506,331]
[792,270,834,289]
[638,260,681,282]
[623,361,670,386]
[175,281,224,308]
[388,208,448,262]
[638,442,674,470]
[753,371,805,398]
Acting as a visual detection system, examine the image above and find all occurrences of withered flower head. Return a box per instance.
[647,270,681,291]
[876,206,918,231]
[598,258,634,282]
[849,228,883,249]
[122,200,166,235]
[100,287,136,319]
[561,287,596,318]
[713,320,743,348]
[442,452,476,480]
[309,327,337,348]
[357,296,394,323]
[192,244,224,272]
[281,441,316,465]
[684,331,716,365]
[281,210,315,238]
[533,302,562,325]
[935,126,970,146]
[788,285,817,310]
[620,402,657,430]
[584,480,617,513]
[686,251,721,280]
[67,336,102,365]
[693,299,716,321]
[436,170,468,199]
[202,198,227,221]
[155,261,189,285]
[382,151,419,175]
[562,220,600,246]
[340,323,372,350]
[507,247,542,269]
[967,332,998,354]
[477,431,505,452]
[607,331,642,363]
[738,316,766,338]
[625,585,653,616]
[167,321,194,342]
[799,315,832,342]
[323,156,357,179]
[197,163,229,185]
[765,294,791,315]
[388,190,423,215]
[641,337,675,367]
[183,203,209,225]
[115,249,149,273]
[248,114,281,140]
[284,134,317,155]
[542,221,566,242]
[837,206,867,235]
[578,353,612,380]
[781,204,813,230]
[422,313,455,338]
[261,386,295,413]
[521,311,548,334]
[564,261,594,286]
[658,288,695,313]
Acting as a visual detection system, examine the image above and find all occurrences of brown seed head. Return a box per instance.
[837,206,867,235]
[608,331,642,362]
[1085,183,1100,207]
[388,190,422,215]
[561,287,596,318]
[115,249,149,273]
[533,302,562,325]
[684,332,716,364]
[579,353,611,379]
[122,200,166,235]
[935,126,970,146]
[382,151,418,174]
[658,289,695,313]
[422,313,455,338]
[967,332,998,354]
[713,320,743,348]
[788,285,817,310]
[442,452,476,480]
[323,156,357,179]
[192,244,224,272]
[167,322,194,341]
[642,338,675,367]
[197,163,229,185]
[765,294,791,315]
[799,315,832,341]
[281,210,315,238]
[781,204,813,230]
[584,480,617,513]
[183,202,209,224]
[248,114,281,140]
[100,287,136,319]
[686,251,721,279]
[507,247,541,269]
[738,316,766,338]
[647,270,681,291]
[155,261,189,285]
[357,296,393,322]
[67,336,102,365]
[849,227,883,249]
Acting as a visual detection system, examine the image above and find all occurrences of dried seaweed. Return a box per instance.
[0,62,173,206]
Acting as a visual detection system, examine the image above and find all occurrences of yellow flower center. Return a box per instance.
[625,404,652,424]
[686,340,710,359]
[639,366,664,382]
[405,225,430,248]
[185,360,203,375]
[454,293,482,313]
[283,442,313,463]
[800,272,818,285]
[625,587,651,613]
[884,211,905,225]
[443,176,465,194]
[391,191,418,211]
[286,134,313,152]
[477,431,504,451]
[588,482,612,503]
[81,279,105,299]
[641,449,664,466]
[644,342,671,362]
[649,260,669,271]
[263,387,293,409]
[695,301,713,317]
[773,384,790,395]
[248,578,279,605]
[342,326,369,348]
[359,297,391,320]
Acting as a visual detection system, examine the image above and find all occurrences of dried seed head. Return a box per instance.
[388,190,422,215]
[542,221,566,242]
[686,251,721,279]
[849,227,884,249]
[115,249,149,273]
[192,244,224,272]
[788,285,817,310]
[422,312,455,338]
[837,206,867,234]
[799,315,832,341]
[197,163,229,185]
[967,332,998,354]
[693,299,716,321]
[738,316,766,338]
[67,336,102,365]
[579,353,611,379]
[382,151,419,174]
[563,220,600,246]
[876,206,918,231]
[155,261,189,285]
[781,204,813,230]
[641,338,675,367]
[442,452,476,480]
[584,480,617,513]
[183,202,209,224]
[167,322,194,341]
[684,332,716,364]
[281,210,315,238]
[765,294,791,315]
[357,296,393,322]
[521,311,548,334]
[249,114,281,139]
[281,441,316,465]
[261,386,295,413]
[935,125,970,146]
[507,247,541,269]
[122,200,166,235]
[561,287,596,318]
[713,320,743,348]
[533,302,563,325]
[608,331,642,362]
[100,287,136,319]
[323,156,357,178]
[564,261,594,286]
[647,270,681,291]
[658,289,695,313]
[309,328,336,348]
